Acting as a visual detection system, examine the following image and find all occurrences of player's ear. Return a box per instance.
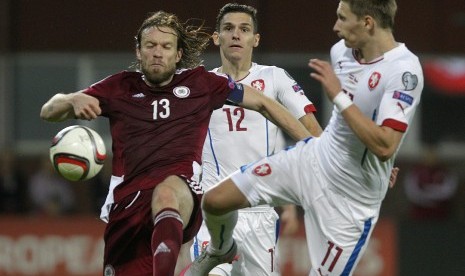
[253,33,260,48]
[212,32,220,46]
[176,48,183,63]
[136,47,141,61]
[364,15,375,31]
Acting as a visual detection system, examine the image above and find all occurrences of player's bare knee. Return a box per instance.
[152,185,178,213]
[202,190,229,215]
[201,190,217,213]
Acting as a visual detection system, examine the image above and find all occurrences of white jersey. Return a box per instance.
[228,41,423,275]
[316,40,424,206]
[193,63,315,275]
[202,63,314,197]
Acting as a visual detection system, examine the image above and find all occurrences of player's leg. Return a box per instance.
[185,139,313,275]
[201,178,250,255]
[175,240,194,275]
[190,221,210,261]
[188,221,234,276]
[151,175,194,276]
[182,178,249,275]
[303,188,379,276]
[203,177,251,214]
[189,210,278,276]
[231,210,280,276]
[103,190,154,275]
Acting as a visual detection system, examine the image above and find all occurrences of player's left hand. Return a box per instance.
[389,167,400,188]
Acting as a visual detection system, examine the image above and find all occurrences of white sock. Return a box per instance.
[203,210,238,255]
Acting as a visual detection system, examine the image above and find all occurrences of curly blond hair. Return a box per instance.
[133,11,211,69]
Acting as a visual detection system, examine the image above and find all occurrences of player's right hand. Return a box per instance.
[308,59,342,101]
[71,92,101,120]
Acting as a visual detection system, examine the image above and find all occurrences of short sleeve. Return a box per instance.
[274,67,316,119]
[83,74,120,116]
[205,71,234,110]
[377,62,424,132]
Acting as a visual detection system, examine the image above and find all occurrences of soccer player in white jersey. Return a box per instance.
[184,0,423,275]
[187,3,322,276]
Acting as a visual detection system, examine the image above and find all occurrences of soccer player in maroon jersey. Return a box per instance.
[40,11,311,276]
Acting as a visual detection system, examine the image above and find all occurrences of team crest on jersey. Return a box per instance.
[251,79,265,91]
[368,72,381,90]
[402,72,418,91]
[253,163,272,176]
[104,265,115,276]
[173,86,190,98]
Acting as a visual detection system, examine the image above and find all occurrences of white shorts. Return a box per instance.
[231,138,380,276]
[191,207,280,276]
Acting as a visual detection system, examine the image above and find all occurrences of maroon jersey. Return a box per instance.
[84,67,234,201]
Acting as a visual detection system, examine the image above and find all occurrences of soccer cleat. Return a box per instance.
[181,241,237,276]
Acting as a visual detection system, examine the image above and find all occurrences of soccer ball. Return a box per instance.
[49,125,107,181]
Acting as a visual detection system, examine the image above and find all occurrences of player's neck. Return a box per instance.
[142,74,173,88]
[357,32,397,63]
[219,60,252,81]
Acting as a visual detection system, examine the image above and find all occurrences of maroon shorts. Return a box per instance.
[102,183,203,275]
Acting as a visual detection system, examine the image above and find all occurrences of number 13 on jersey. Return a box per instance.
[152,99,170,120]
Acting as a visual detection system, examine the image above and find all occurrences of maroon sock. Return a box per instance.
[152,208,183,276]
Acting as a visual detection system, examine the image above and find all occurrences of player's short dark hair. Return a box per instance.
[342,0,397,29]
[216,3,258,33]
[134,11,211,69]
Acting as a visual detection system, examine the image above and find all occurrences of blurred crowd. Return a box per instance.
[381,145,465,222]
[0,149,111,217]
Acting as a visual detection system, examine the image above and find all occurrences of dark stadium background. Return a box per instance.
[0,1,464,275]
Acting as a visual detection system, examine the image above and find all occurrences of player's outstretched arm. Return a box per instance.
[240,85,312,141]
[299,113,323,137]
[309,58,402,161]
[40,90,101,122]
